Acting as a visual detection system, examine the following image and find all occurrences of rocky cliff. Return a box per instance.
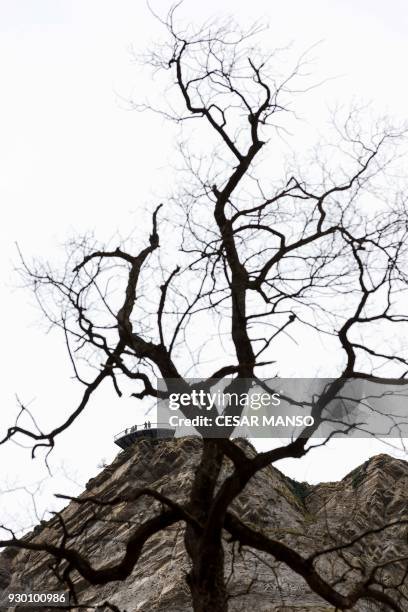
[1,438,408,612]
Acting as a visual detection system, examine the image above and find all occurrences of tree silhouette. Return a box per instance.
[2,6,408,611]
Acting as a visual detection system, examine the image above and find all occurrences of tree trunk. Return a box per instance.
[187,542,227,612]
[185,440,228,612]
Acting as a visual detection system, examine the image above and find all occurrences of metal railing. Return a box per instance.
[114,422,174,441]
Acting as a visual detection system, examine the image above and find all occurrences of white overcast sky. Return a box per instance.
[1,0,408,530]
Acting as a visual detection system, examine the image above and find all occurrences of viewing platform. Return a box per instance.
[114,422,175,449]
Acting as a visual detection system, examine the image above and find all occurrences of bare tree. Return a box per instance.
[2,6,408,611]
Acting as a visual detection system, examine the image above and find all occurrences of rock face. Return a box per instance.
[1,439,408,612]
